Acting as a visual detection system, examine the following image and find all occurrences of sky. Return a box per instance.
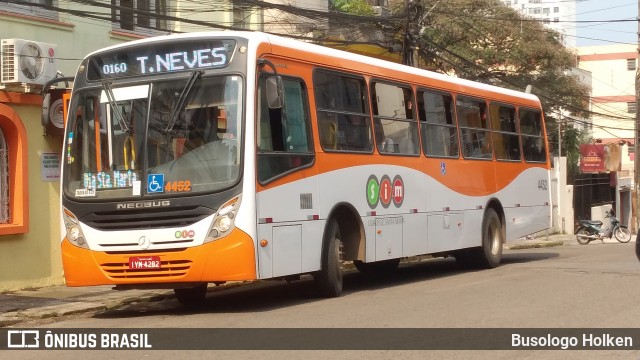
[575,0,637,46]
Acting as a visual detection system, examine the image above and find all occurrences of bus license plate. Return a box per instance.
[129,256,161,269]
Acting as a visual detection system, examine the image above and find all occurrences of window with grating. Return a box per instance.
[0,128,9,223]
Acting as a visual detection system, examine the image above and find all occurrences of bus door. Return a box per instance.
[255,74,318,279]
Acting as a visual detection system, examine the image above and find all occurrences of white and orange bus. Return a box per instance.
[57,31,551,304]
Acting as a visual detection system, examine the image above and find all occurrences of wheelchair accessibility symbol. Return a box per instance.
[147,174,164,193]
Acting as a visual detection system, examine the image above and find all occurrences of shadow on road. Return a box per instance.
[501,250,559,264]
[93,250,560,319]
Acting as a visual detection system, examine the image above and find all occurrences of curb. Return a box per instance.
[0,291,171,327]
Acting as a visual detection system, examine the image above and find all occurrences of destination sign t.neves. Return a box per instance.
[87,39,236,80]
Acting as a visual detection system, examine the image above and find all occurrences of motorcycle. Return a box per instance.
[575,209,632,245]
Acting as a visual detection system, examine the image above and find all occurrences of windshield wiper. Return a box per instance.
[165,70,204,133]
[102,80,130,133]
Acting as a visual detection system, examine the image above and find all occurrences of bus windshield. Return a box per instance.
[63,75,243,200]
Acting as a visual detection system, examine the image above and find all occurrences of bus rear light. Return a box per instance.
[307,215,320,220]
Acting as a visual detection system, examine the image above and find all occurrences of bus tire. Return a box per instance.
[314,219,343,298]
[474,208,503,268]
[174,283,208,306]
[353,258,400,274]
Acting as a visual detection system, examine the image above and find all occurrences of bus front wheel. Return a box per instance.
[174,283,208,306]
[314,219,343,298]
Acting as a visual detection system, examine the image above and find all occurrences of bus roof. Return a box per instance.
[87,31,540,103]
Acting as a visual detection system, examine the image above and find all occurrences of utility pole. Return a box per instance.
[402,0,424,67]
[402,0,414,66]
[635,1,640,233]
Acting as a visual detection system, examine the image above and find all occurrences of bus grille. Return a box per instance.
[100,259,192,279]
[81,206,214,230]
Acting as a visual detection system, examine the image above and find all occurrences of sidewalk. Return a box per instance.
[0,233,627,327]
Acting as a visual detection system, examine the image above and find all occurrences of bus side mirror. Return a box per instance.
[266,76,284,109]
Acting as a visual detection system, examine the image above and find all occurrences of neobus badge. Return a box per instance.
[116,200,171,210]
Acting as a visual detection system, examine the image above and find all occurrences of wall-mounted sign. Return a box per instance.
[41,152,60,182]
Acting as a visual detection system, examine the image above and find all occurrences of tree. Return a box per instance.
[330,0,374,16]
[546,119,590,181]
[407,0,590,119]
[384,0,591,173]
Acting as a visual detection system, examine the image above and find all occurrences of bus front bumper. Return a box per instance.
[61,228,257,287]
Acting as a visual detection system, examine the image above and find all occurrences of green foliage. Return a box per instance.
[546,116,590,180]
[414,0,590,119]
[330,0,374,16]
[401,0,591,177]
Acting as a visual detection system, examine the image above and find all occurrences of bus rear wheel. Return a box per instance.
[174,283,208,306]
[456,208,503,269]
[314,219,343,298]
[475,208,503,268]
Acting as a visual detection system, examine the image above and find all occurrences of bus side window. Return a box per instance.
[371,82,418,156]
[519,108,546,162]
[419,90,459,158]
[257,75,314,184]
[458,97,492,159]
[490,104,521,161]
[314,70,373,153]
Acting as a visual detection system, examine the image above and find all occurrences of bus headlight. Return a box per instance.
[63,208,89,249]
[205,195,241,243]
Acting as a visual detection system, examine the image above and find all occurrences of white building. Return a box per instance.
[577,44,636,161]
[500,0,576,48]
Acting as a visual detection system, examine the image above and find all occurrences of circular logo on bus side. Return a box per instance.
[366,175,380,209]
[392,175,405,207]
[379,175,392,208]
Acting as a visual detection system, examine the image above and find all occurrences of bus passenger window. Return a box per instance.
[457,97,492,159]
[418,90,458,158]
[490,104,521,161]
[314,70,373,153]
[519,109,547,162]
[371,82,418,155]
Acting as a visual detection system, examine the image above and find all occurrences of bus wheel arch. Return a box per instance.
[327,203,365,262]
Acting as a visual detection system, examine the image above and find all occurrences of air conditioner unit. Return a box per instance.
[1,39,57,86]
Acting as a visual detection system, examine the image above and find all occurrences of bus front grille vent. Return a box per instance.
[82,206,214,230]
[100,259,192,279]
